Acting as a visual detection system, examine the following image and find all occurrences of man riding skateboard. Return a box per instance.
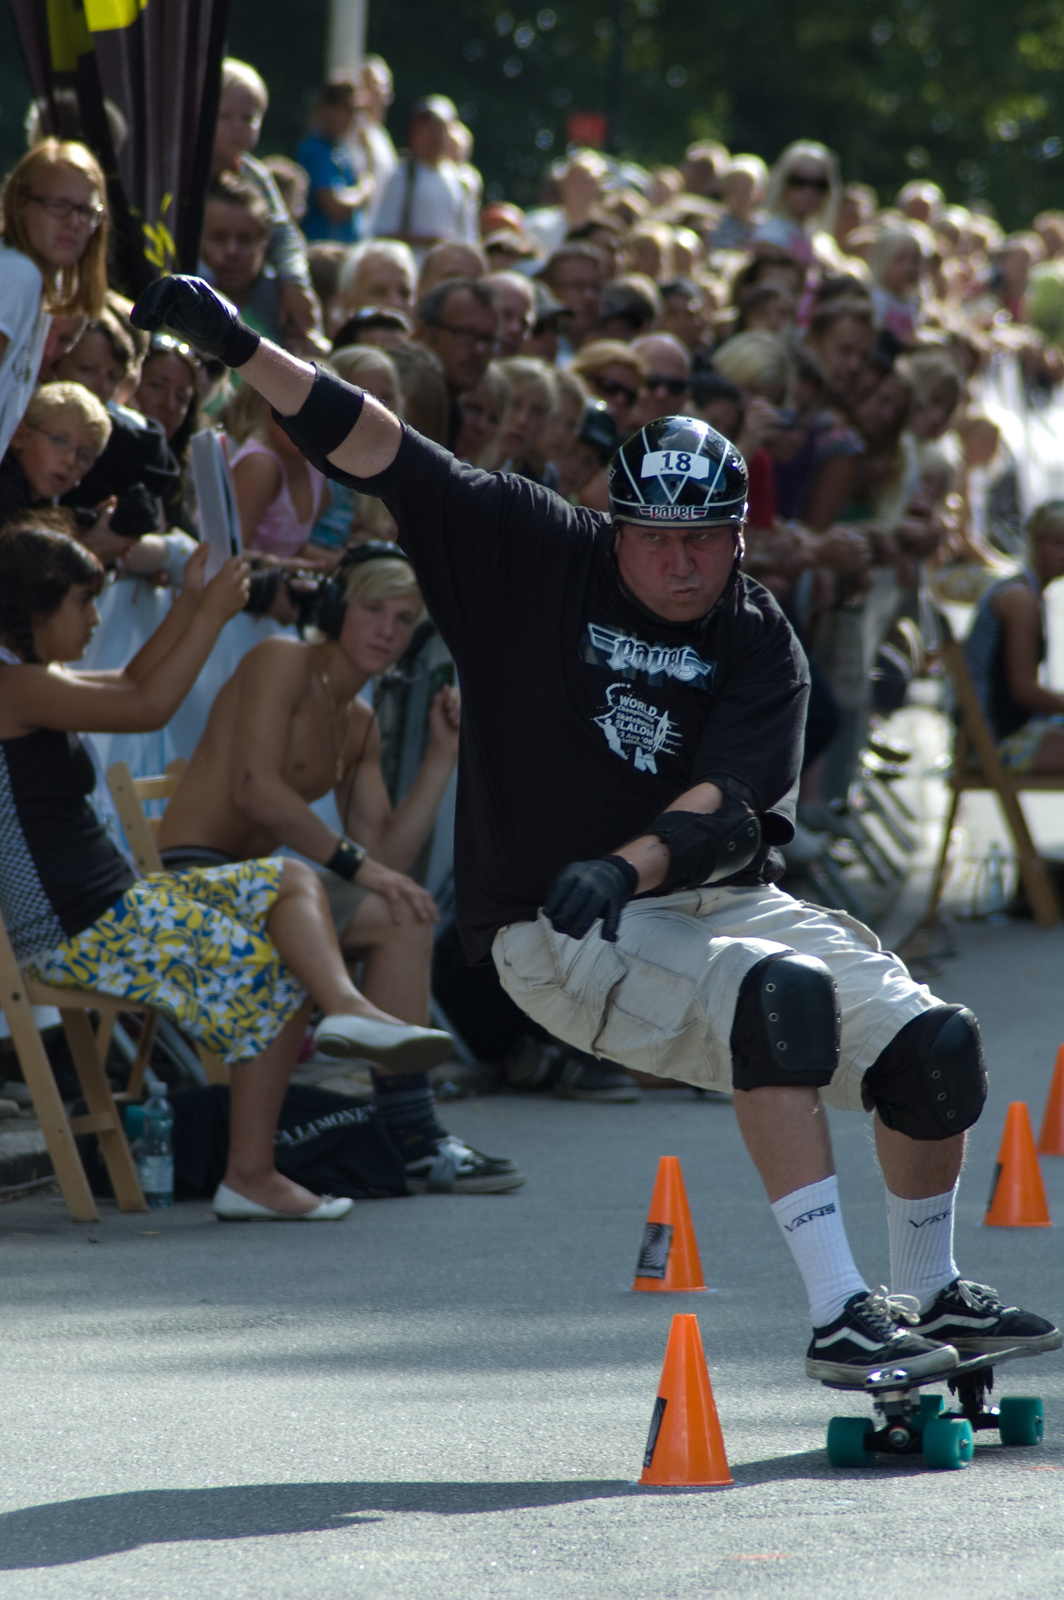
[133,275,1060,1384]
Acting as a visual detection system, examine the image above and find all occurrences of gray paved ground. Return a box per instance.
[2,914,1064,1599]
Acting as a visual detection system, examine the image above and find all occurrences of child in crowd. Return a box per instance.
[0,139,108,457]
[712,155,769,252]
[55,310,181,555]
[212,57,321,340]
[200,173,284,346]
[0,381,110,531]
[869,225,928,347]
[297,81,373,246]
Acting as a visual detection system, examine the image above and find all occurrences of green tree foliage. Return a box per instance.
[3,0,1064,228]
[362,0,1064,224]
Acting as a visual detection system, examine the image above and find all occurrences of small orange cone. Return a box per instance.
[1036,1045,1064,1157]
[640,1313,732,1487]
[985,1102,1052,1227]
[632,1156,707,1292]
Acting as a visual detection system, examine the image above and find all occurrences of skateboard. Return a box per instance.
[823,1346,1047,1470]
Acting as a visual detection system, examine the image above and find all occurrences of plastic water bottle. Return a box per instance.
[138,1081,174,1208]
[985,842,1009,922]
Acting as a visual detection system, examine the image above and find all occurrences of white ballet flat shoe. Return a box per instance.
[212,1182,354,1221]
[313,1014,453,1071]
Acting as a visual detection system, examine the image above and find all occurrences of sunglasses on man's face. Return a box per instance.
[787,174,830,192]
[646,373,689,396]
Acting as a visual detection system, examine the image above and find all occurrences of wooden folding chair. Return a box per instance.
[105,759,229,1089]
[0,910,146,1221]
[922,624,1064,930]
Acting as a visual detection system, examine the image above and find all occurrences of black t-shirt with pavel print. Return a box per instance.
[350,428,810,961]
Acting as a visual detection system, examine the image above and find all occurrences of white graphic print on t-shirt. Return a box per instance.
[592,683,682,774]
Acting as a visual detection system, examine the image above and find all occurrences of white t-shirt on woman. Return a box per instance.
[0,242,50,459]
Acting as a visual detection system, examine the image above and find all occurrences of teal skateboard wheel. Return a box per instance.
[997,1397,1044,1447]
[922,1415,974,1469]
[827,1416,875,1467]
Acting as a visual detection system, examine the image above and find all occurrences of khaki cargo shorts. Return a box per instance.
[492,885,937,1111]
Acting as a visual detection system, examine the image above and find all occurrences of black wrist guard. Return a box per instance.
[326,837,367,881]
[649,802,762,893]
[271,367,366,486]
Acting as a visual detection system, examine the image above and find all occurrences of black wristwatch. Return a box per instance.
[326,837,367,881]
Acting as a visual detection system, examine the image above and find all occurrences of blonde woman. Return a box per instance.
[0,138,109,456]
[755,140,840,270]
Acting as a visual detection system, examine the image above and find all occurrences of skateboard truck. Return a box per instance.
[824,1347,1046,1470]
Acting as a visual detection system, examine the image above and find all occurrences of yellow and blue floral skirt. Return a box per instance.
[27,861,306,1065]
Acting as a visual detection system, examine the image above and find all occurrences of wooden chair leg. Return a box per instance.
[924,787,962,922]
[996,789,1061,928]
[59,1010,146,1212]
[7,1011,98,1221]
[95,1010,116,1064]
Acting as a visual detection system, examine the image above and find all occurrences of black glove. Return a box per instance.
[543,855,639,943]
[131,275,261,368]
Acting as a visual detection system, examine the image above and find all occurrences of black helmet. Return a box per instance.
[607,416,748,529]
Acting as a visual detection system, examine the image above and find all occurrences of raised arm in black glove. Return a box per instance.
[131,275,261,369]
[543,855,639,943]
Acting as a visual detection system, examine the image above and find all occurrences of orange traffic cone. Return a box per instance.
[640,1313,732,1487]
[632,1156,707,1292]
[985,1102,1052,1227]
[1036,1045,1064,1157]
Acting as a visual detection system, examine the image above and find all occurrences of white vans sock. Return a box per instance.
[886,1186,959,1310]
[770,1176,868,1327]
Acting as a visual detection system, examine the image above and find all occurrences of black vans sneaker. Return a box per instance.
[916,1278,1063,1354]
[806,1288,959,1385]
[405,1136,525,1195]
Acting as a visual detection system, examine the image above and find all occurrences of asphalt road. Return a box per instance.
[1,916,1063,1600]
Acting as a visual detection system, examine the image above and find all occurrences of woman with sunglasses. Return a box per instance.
[0,138,109,459]
[569,339,648,434]
[754,141,840,272]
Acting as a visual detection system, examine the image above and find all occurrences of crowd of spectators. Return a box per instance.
[3,50,1064,1121]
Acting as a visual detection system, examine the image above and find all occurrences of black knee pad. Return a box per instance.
[861,1005,986,1140]
[730,952,841,1090]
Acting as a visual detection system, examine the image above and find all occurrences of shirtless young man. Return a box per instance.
[158,544,523,1194]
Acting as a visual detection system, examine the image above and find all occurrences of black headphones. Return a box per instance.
[315,541,416,639]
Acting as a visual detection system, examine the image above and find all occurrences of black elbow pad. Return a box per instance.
[649,801,762,893]
[271,365,366,486]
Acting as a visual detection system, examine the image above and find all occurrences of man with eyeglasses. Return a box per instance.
[132,272,1063,1390]
[413,277,498,449]
[629,333,691,430]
